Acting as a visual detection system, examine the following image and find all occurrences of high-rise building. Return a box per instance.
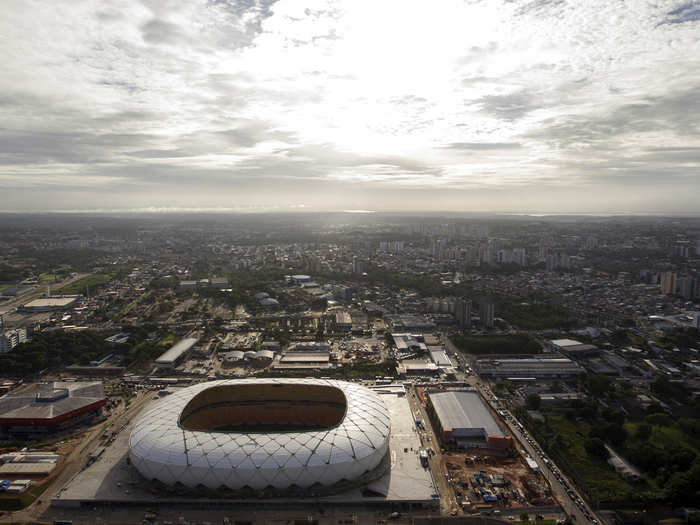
[512,248,526,266]
[351,256,363,274]
[677,276,697,300]
[378,240,405,253]
[455,298,472,329]
[583,236,598,250]
[546,252,570,271]
[497,250,511,264]
[0,328,27,354]
[660,271,678,295]
[431,239,445,261]
[675,242,691,258]
[480,300,495,328]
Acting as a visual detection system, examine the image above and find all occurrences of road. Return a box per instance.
[0,273,89,312]
[406,385,457,514]
[442,331,601,523]
[2,389,157,523]
[473,382,601,524]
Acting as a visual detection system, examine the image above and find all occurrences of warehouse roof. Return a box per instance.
[279,352,330,363]
[428,390,504,437]
[155,338,198,365]
[0,462,55,475]
[22,297,77,309]
[0,382,105,422]
[429,348,452,367]
[549,338,584,347]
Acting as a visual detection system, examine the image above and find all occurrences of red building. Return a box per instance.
[0,381,106,436]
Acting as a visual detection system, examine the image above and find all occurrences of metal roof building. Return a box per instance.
[21,297,78,311]
[0,382,106,436]
[429,348,452,367]
[475,357,583,379]
[155,338,198,369]
[426,390,511,450]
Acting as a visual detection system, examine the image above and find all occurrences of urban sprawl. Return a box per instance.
[0,213,698,525]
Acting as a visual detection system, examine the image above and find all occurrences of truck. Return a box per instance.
[419,449,429,467]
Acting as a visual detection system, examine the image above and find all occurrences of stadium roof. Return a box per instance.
[129,379,390,490]
[428,390,504,437]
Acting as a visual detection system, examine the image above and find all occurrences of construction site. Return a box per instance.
[412,385,557,515]
[443,451,556,513]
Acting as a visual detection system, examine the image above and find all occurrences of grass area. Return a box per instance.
[159,333,177,347]
[0,284,12,291]
[55,273,112,295]
[53,264,132,296]
[39,272,59,282]
[18,480,51,508]
[626,421,700,452]
[547,415,655,503]
[494,296,576,330]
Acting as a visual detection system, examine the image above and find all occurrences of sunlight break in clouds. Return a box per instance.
[0,0,698,213]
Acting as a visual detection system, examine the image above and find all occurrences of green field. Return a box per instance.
[55,273,112,295]
[546,416,656,504]
[0,283,12,292]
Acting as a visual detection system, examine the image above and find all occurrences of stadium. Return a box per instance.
[128,379,391,492]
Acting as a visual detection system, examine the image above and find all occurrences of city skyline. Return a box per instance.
[1,0,699,213]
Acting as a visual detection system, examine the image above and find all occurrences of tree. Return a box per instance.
[635,423,652,441]
[584,438,609,459]
[602,407,626,426]
[646,413,673,427]
[582,374,612,397]
[606,423,628,447]
[526,393,542,410]
[591,423,628,447]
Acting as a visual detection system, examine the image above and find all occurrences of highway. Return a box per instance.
[442,331,601,523]
[1,274,89,308]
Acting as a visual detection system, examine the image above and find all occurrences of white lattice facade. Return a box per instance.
[128,379,390,490]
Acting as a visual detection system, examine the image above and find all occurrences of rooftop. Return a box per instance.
[0,382,105,422]
[22,297,77,308]
[549,338,584,347]
[428,390,504,437]
[155,338,198,365]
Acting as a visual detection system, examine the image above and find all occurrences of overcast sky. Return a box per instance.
[1,0,699,214]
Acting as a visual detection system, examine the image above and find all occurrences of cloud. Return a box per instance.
[140,18,187,45]
[445,142,522,150]
[663,1,700,24]
[0,0,698,212]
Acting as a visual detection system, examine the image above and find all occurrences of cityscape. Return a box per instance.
[1,0,700,524]
[0,213,698,525]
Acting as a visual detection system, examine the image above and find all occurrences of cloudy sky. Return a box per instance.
[1,0,699,214]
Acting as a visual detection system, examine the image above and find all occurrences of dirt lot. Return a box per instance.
[441,450,555,512]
